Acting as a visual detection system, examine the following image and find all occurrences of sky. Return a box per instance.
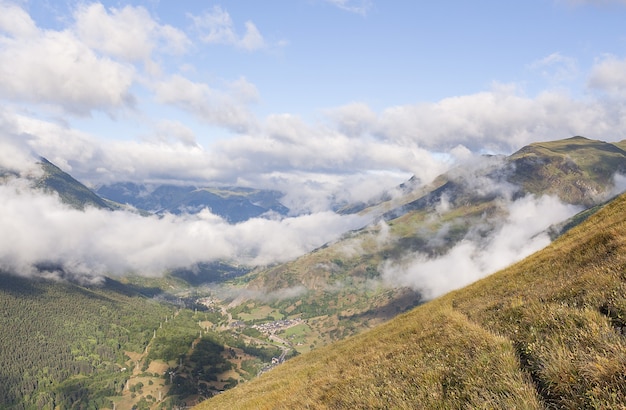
[1,0,626,202]
[2,0,626,283]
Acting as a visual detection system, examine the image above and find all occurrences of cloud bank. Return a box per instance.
[381,195,581,300]
[0,180,369,280]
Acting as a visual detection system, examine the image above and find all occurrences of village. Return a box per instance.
[251,317,303,335]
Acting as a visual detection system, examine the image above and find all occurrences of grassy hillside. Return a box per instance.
[224,136,626,349]
[507,136,626,206]
[200,190,626,409]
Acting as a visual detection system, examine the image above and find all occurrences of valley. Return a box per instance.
[1,136,626,409]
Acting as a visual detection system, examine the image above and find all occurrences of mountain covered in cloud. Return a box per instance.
[35,158,116,211]
[243,136,626,301]
[95,182,289,222]
[2,135,626,407]
[1,135,624,285]
[3,156,291,223]
[0,157,115,211]
[202,188,626,410]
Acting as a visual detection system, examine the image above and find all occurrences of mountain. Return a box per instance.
[242,136,626,293]
[209,136,626,356]
[95,182,289,222]
[372,136,626,221]
[2,136,626,407]
[199,185,626,409]
[0,274,170,408]
[507,136,626,206]
[35,157,115,210]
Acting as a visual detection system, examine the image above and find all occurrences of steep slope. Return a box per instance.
[612,139,626,152]
[245,136,626,290]
[0,272,293,409]
[35,158,114,210]
[0,274,171,408]
[378,136,626,220]
[200,189,626,409]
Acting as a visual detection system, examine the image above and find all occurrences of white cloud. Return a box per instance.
[0,111,41,176]
[0,34,134,114]
[148,120,198,147]
[0,3,135,115]
[324,0,373,15]
[0,2,38,38]
[528,52,578,83]
[382,195,581,300]
[588,55,626,95]
[0,180,369,278]
[153,74,258,133]
[73,3,190,64]
[190,6,266,51]
[374,84,626,151]
[326,102,377,137]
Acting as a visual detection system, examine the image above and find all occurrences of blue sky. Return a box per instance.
[2,0,626,209]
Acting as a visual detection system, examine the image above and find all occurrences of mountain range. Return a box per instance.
[242,136,626,293]
[1,136,626,408]
[94,183,289,223]
[202,181,626,410]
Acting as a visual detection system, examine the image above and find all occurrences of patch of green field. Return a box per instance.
[279,323,316,353]
[235,305,283,323]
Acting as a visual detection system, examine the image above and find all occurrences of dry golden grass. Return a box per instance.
[199,192,626,409]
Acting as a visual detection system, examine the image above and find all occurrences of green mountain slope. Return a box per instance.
[507,136,626,206]
[0,275,170,408]
[375,136,626,221]
[0,272,295,408]
[200,188,626,409]
[34,158,114,210]
[255,137,626,295]
[226,137,626,347]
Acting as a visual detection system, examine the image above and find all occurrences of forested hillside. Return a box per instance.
[0,275,170,408]
[0,273,301,409]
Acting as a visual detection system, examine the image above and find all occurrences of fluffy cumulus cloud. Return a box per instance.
[382,195,581,299]
[74,3,189,61]
[588,55,626,96]
[0,113,419,213]
[153,74,259,133]
[189,6,266,51]
[149,120,199,147]
[0,3,135,115]
[0,180,369,279]
[368,84,626,151]
[73,2,189,74]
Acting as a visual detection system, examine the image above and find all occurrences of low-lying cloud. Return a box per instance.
[381,194,581,300]
[0,180,369,280]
